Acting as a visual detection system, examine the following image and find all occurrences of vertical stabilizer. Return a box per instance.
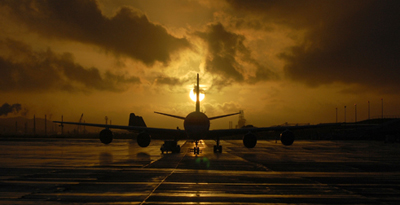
[129,113,147,127]
[196,73,200,112]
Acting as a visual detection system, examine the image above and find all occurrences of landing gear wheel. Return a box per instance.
[213,145,222,153]
[194,147,200,155]
[174,145,181,153]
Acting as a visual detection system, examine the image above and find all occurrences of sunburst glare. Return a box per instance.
[189,89,205,102]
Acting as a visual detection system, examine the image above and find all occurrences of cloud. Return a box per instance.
[196,23,277,88]
[0,38,140,92]
[154,75,185,86]
[203,101,242,116]
[0,0,190,66]
[227,0,400,92]
[0,103,22,116]
[153,74,195,95]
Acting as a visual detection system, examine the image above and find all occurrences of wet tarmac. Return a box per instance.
[1,138,400,204]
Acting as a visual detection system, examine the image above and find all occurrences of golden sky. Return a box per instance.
[1,0,400,129]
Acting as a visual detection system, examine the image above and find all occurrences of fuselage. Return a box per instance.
[183,111,210,141]
[153,73,239,142]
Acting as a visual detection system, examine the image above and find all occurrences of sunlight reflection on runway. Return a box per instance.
[1,139,400,204]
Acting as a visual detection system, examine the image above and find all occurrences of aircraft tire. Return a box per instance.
[174,145,181,153]
[213,145,222,153]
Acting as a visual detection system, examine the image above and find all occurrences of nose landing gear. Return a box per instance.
[193,146,200,154]
[192,140,201,155]
[213,137,222,153]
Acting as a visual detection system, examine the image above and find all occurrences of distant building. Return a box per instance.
[236,110,246,129]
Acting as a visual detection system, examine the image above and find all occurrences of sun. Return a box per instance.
[189,89,205,102]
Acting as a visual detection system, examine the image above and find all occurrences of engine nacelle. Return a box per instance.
[280,130,295,146]
[243,132,257,148]
[137,132,151,147]
[99,129,113,144]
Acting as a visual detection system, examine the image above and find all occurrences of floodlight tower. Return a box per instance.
[368,101,370,120]
[354,104,357,123]
[336,107,338,123]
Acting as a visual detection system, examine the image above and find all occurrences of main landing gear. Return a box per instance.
[213,137,222,153]
[191,139,222,154]
[192,140,200,155]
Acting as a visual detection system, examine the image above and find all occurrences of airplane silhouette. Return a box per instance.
[54,73,326,154]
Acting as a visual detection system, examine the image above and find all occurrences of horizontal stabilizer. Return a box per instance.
[154,111,186,120]
[208,111,241,120]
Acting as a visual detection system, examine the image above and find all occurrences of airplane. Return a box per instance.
[53,73,333,154]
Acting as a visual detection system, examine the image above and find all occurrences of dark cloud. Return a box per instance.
[0,0,190,66]
[0,103,22,116]
[154,76,185,86]
[196,23,277,88]
[227,0,400,92]
[0,39,140,92]
[227,0,358,29]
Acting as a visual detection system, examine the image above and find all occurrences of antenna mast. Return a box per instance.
[196,73,200,112]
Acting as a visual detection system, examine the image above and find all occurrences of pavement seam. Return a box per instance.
[142,141,187,168]
[139,142,189,205]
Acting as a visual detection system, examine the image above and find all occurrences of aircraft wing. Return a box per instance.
[52,121,186,137]
[207,123,341,137]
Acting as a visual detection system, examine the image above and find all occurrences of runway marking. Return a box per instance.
[3,180,400,187]
[149,193,362,198]
[15,192,361,198]
[3,166,400,176]
[0,180,342,185]
[139,142,189,205]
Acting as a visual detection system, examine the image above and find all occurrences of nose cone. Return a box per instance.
[184,112,210,140]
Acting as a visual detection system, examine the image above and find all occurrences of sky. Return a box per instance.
[1,0,400,130]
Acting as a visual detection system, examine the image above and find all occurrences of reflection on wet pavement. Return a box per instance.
[99,152,113,166]
[0,138,400,204]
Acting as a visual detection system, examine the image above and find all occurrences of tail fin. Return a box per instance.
[196,73,200,112]
[129,113,147,127]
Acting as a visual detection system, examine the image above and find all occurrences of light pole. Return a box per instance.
[354,104,357,123]
[45,114,47,136]
[336,107,338,123]
[381,98,384,119]
[344,106,347,123]
[368,101,370,120]
[33,115,36,135]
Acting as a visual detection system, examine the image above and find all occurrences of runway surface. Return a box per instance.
[1,138,400,204]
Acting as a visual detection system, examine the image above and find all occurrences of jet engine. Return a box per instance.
[280,130,295,146]
[137,132,151,147]
[99,129,113,144]
[243,132,257,148]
